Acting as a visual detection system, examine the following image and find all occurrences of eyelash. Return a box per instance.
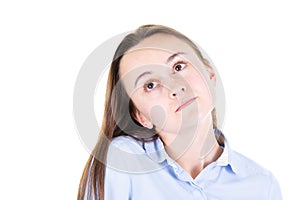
[172,61,187,73]
[143,79,160,93]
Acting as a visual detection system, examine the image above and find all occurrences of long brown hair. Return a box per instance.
[77,24,221,200]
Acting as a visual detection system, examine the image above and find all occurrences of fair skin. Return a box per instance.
[119,34,223,179]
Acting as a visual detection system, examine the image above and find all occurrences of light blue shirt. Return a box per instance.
[104,135,282,200]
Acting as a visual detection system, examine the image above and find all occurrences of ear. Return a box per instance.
[203,59,216,84]
[133,109,153,129]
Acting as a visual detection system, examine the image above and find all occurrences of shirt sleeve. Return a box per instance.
[267,174,282,200]
[104,167,132,200]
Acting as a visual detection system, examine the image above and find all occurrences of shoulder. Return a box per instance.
[106,135,158,173]
[109,135,145,154]
[230,150,282,199]
[231,150,272,177]
[227,149,283,199]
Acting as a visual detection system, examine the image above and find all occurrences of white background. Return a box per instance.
[0,0,299,199]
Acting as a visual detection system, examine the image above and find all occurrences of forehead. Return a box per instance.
[119,34,195,76]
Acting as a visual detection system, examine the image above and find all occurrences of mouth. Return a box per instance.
[175,97,198,112]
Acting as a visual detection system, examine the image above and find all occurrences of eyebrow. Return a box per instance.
[166,52,185,64]
[134,52,185,87]
[134,71,152,87]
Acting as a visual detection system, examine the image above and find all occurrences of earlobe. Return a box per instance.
[133,110,153,129]
[143,122,154,129]
[203,59,216,83]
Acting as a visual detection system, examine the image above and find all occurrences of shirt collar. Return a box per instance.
[143,132,240,174]
[215,137,239,174]
[143,137,168,163]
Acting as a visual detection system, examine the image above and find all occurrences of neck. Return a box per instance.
[159,115,223,179]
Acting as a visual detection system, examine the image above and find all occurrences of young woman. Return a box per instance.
[77,25,282,200]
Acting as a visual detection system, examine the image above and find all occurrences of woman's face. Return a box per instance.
[119,34,215,135]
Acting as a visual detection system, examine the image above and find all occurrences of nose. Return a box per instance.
[169,84,186,99]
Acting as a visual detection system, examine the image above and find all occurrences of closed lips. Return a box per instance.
[176,97,198,112]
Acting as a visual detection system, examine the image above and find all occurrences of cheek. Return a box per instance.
[131,91,170,128]
[185,70,214,109]
[131,91,165,116]
[186,71,209,95]
[149,105,168,129]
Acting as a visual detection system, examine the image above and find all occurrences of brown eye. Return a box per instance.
[144,81,159,92]
[173,63,186,72]
[147,82,155,89]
